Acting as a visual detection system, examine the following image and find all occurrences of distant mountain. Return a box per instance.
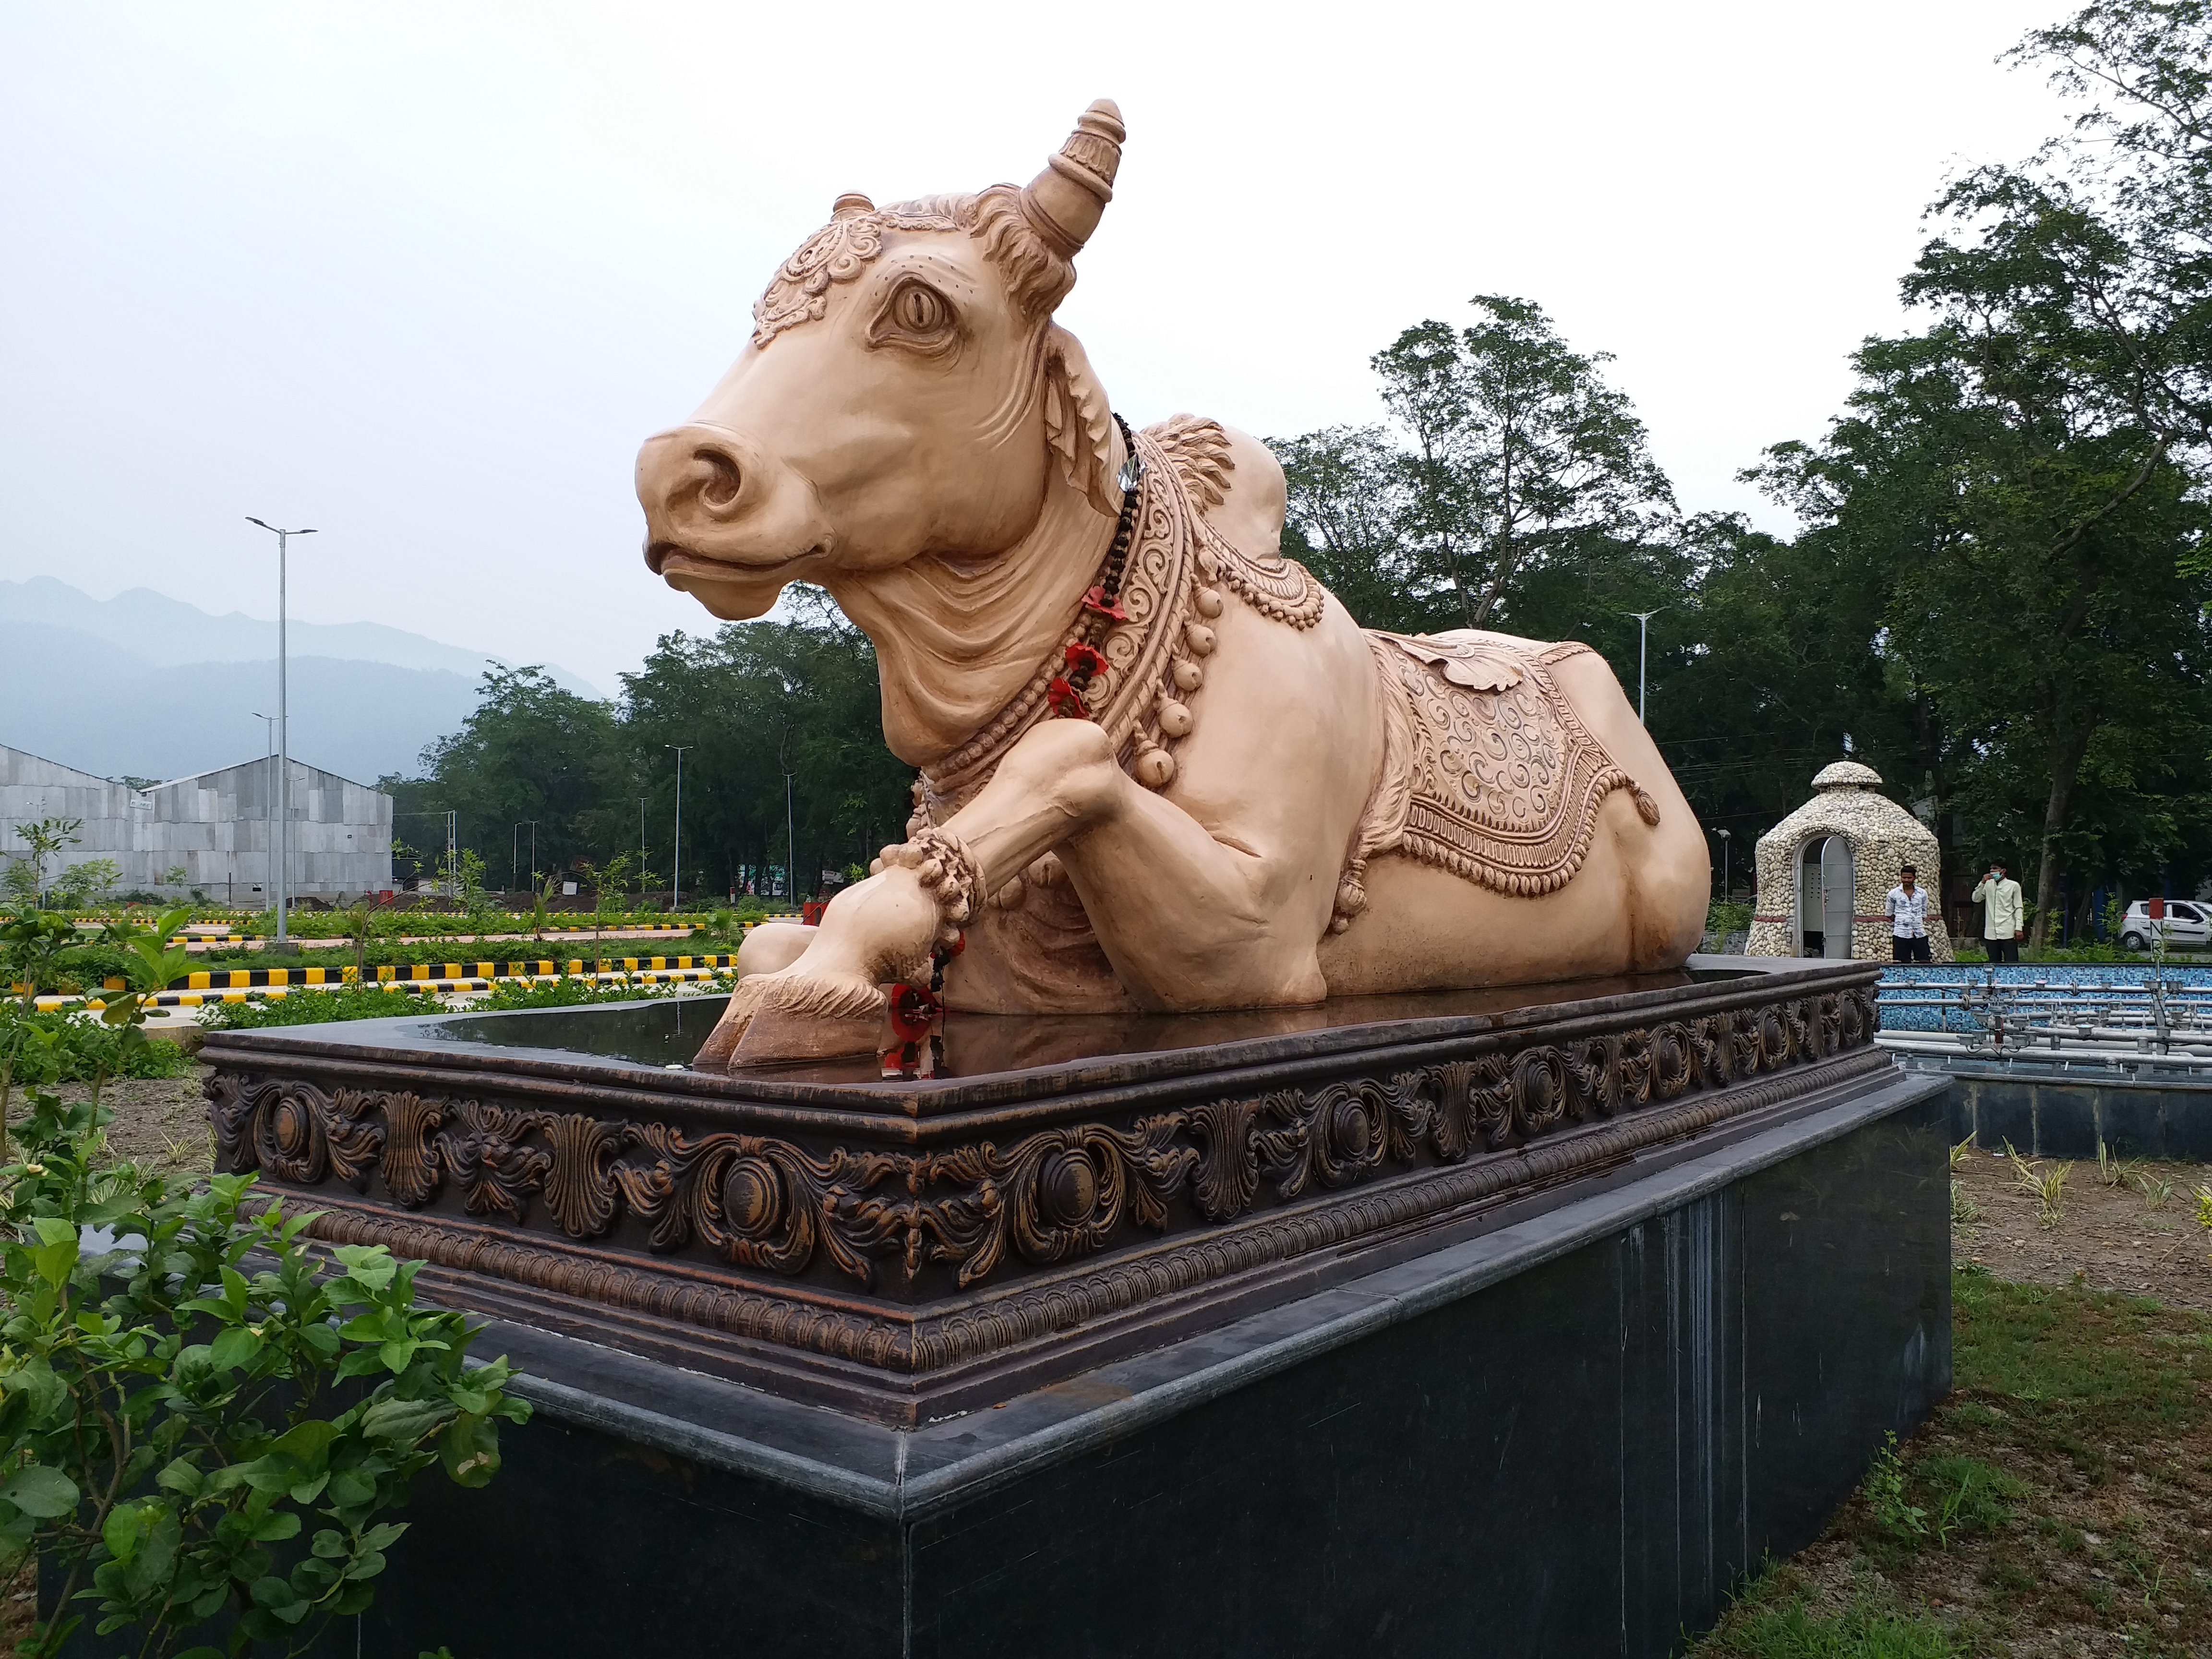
[3,624,487,784]
[0,577,600,696]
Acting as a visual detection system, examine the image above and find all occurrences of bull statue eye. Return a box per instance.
[867,278,960,357]
[894,283,948,333]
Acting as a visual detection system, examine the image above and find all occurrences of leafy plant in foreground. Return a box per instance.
[2006,1146,2069,1228]
[0,909,529,1656]
[1863,1431,1927,1541]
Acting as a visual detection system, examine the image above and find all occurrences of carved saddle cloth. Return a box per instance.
[1346,630,1658,909]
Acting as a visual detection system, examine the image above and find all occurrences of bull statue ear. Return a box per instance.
[1042,325,1118,517]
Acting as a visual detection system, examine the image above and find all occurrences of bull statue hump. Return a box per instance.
[633,99,1712,1067]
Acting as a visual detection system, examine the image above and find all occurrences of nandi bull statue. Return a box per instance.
[635,99,1710,1067]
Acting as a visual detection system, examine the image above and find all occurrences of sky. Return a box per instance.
[0,0,2069,694]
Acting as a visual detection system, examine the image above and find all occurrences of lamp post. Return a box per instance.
[246,518,315,944]
[1717,828,1731,903]
[511,821,539,896]
[667,747,691,911]
[1621,610,1660,724]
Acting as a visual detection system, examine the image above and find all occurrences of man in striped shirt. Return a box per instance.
[1886,864,1932,963]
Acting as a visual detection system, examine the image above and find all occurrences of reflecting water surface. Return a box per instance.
[411,997,730,1069]
[366,968,1743,1081]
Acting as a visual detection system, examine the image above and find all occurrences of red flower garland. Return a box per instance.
[887,983,939,1043]
[1082,585,1129,623]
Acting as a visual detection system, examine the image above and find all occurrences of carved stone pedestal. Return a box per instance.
[177,960,1949,1657]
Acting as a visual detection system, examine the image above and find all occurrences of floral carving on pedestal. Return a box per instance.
[437,1104,553,1219]
[208,984,1881,1294]
[207,1075,383,1190]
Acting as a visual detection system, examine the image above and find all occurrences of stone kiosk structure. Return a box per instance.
[181,105,1951,1659]
[1747,760,1954,962]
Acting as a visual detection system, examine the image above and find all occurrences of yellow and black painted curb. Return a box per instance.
[30,954,742,1011]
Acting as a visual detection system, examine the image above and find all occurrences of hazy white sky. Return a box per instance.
[1,0,2066,692]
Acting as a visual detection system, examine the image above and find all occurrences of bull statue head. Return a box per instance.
[635,100,1131,765]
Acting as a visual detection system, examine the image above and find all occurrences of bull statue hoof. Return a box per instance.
[637,99,1714,1055]
[695,970,888,1070]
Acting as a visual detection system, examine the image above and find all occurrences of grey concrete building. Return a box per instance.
[0,744,392,903]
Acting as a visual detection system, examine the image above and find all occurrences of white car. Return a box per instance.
[2119,899,2212,951]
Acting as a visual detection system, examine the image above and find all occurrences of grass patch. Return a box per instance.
[1699,1573,1956,1657]
[1693,1270,2212,1655]
[1951,1273,2207,1464]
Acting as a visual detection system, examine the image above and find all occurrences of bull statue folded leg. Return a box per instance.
[635,99,1710,1067]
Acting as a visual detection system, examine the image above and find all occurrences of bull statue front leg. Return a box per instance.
[696,719,1326,1066]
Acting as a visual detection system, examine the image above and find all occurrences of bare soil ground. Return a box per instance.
[53,1071,213,1183]
[1955,1149,2212,1313]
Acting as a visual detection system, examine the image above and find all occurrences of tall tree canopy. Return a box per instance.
[1276,296,1677,640]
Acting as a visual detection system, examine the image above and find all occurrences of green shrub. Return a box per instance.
[0,1005,196,1084]
[197,987,426,1031]
[474,975,689,1012]
[0,1077,528,1655]
[1707,901,1753,936]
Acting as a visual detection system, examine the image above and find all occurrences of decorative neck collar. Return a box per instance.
[921,418,1197,815]
[914,414,1326,828]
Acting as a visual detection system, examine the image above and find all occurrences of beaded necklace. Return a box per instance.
[1046,412,1143,718]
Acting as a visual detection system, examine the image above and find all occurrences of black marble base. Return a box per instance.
[295,1062,1948,1659]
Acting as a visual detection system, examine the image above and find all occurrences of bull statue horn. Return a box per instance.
[1020,98,1125,254]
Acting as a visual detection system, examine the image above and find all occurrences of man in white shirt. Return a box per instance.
[1886,864,1932,962]
[1972,858,2026,963]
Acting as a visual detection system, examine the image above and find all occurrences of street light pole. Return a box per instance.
[511,822,540,895]
[667,746,691,910]
[511,821,539,896]
[1622,610,1660,724]
[1717,828,1731,903]
[247,518,316,944]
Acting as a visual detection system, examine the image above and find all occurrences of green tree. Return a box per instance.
[1367,296,1677,631]
[384,667,622,890]
[1735,0,2212,946]
[1274,427,1441,634]
[5,820,83,910]
[619,591,914,900]
[52,858,122,910]
[1273,298,1678,645]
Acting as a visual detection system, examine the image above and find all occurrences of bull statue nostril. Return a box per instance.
[697,450,742,510]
